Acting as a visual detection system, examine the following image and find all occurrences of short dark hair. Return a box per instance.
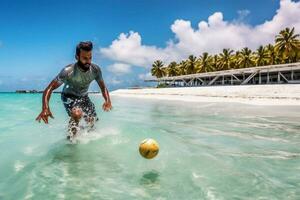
[76,41,93,56]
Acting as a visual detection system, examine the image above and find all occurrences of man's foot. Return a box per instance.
[68,118,80,140]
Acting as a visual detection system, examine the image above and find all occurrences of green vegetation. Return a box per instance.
[151,27,300,78]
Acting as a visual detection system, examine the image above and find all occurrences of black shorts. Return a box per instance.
[61,93,98,120]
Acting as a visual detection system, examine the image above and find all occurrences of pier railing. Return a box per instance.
[145,62,300,86]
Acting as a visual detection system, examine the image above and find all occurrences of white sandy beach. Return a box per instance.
[110,84,300,105]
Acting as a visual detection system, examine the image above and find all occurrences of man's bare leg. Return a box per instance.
[85,116,95,132]
[67,107,83,140]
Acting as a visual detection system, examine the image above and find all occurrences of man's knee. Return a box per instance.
[71,107,83,121]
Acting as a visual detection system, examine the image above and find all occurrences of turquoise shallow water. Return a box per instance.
[0,93,300,200]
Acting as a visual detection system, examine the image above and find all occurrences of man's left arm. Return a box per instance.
[94,65,112,111]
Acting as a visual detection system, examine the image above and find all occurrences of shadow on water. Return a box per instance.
[49,141,81,162]
[139,170,160,186]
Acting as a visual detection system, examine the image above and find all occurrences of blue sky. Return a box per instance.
[0,0,299,92]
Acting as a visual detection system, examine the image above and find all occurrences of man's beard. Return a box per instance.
[77,60,90,71]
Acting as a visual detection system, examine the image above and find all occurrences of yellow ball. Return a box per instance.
[139,138,159,159]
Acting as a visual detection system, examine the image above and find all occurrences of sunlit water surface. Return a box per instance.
[0,93,299,199]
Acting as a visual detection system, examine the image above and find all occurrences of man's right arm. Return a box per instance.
[36,80,62,124]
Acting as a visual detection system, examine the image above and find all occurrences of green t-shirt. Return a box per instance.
[55,62,103,97]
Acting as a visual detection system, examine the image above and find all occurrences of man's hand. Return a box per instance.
[102,101,112,112]
[36,108,54,124]
[36,79,61,124]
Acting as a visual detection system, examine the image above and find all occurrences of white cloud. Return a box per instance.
[138,72,155,80]
[237,9,250,21]
[99,0,300,67]
[107,77,122,85]
[21,77,28,82]
[20,76,46,82]
[99,31,179,67]
[107,63,132,75]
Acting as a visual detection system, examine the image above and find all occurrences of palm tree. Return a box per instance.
[151,60,166,78]
[177,61,187,75]
[148,27,300,77]
[266,44,278,65]
[211,55,220,71]
[167,62,178,77]
[218,48,234,70]
[237,47,255,68]
[275,27,300,63]
[198,52,213,73]
[255,45,268,66]
[232,50,241,69]
[297,50,300,62]
[185,55,198,74]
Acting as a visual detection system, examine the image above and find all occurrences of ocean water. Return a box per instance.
[0,93,299,200]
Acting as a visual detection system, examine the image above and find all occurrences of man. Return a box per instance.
[36,41,112,138]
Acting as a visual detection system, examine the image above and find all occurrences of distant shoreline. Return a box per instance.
[5,84,300,106]
[10,90,101,94]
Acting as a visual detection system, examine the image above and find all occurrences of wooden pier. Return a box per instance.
[145,62,300,87]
